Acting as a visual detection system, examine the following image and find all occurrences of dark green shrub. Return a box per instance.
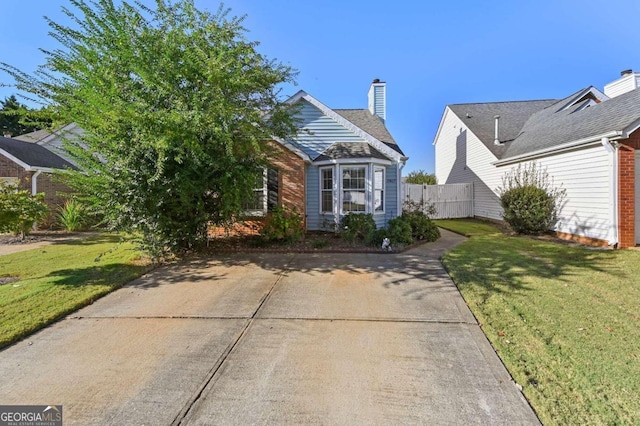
[498,163,566,235]
[367,227,388,246]
[386,216,413,245]
[402,210,440,242]
[340,213,376,243]
[261,206,304,242]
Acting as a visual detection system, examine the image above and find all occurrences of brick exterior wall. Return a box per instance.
[0,154,72,228]
[618,131,640,248]
[209,140,306,236]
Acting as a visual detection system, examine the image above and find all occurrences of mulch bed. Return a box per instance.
[206,231,412,254]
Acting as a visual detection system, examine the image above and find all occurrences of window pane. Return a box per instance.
[374,168,383,190]
[343,190,366,212]
[267,168,279,212]
[321,191,333,212]
[374,189,383,212]
[322,169,333,190]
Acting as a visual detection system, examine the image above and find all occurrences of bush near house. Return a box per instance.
[0,183,49,240]
[260,206,304,243]
[498,162,565,234]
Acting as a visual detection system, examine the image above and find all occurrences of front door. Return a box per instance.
[635,150,640,245]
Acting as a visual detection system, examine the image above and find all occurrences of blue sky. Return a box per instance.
[1,0,640,173]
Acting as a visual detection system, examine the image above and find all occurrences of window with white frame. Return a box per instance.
[320,167,333,213]
[243,168,279,214]
[341,166,366,213]
[373,166,384,213]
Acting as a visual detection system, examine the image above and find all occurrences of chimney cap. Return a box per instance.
[621,69,633,76]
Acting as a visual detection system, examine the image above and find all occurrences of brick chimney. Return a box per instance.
[368,79,386,122]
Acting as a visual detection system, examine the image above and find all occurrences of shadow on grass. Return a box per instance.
[441,234,623,301]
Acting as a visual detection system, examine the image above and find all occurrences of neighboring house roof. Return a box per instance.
[0,136,76,171]
[448,99,557,158]
[315,142,391,162]
[503,87,640,159]
[446,86,640,162]
[13,129,52,143]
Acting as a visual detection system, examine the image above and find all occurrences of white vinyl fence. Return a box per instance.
[402,183,474,219]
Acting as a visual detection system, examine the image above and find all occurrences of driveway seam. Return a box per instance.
[171,254,296,426]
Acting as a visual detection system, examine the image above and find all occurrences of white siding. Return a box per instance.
[603,72,640,98]
[434,108,613,242]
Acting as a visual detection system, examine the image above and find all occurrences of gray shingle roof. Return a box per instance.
[13,129,51,143]
[448,100,557,158]
[503,87,640,158]
[333,109,404,155]
[0,136,76,170]
[315,142,391,162]
[448,86,640,160]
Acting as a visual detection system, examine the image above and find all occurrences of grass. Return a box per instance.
[435,218,504,237]
[0,234,153,349]
[439,219,640,425]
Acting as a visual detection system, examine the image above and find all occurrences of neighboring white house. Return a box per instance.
[434,70,640,248]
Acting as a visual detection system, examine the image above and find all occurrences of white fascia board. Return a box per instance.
[622,117,640,137]
[0,148,32,170]
[33,167,57,173]
[296,93,404,163]
[271,136,312,162]
[313,158,393,167]
[432,106,451,146]
[493,130,624,166]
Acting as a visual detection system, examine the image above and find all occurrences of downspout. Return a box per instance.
[31,170,42,196]
[603,138,619,247]
[397,161,406,218]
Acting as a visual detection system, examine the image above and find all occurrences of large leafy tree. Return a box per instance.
[404,169,437,185]
[1,0,298,257]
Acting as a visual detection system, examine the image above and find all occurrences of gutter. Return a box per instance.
[493,130,624,166]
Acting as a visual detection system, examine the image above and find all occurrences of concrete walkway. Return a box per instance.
[0,229,540,425]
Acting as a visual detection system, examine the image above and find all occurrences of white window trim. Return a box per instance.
[373,166,385,215]
[244,169,268,217]
[340,164,368,215]
[319,166,336,215]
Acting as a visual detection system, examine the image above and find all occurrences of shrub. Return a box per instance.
[385,216,413,246]
[57,199,88,231]
[498,163,566,235]
[0,183,49,240]
[261,206,304,242]
[402,210,440,242]
[340,213,376,243]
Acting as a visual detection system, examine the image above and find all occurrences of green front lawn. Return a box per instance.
[438,219,640,425]
[0,234,152,348]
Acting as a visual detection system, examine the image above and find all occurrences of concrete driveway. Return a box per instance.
[0,229,540,425]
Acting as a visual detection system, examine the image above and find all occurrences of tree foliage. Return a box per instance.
[0,183,49,240]
[0,95,40,137]
[1,0,298,257]
[498,162,566,234]
[404,169,436,185]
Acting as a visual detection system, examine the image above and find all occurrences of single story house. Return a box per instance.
[246,79,408,231]
[434,70,640,248]
[0,135,76,221]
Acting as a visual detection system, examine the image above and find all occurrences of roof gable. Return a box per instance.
[448,99,556,158]
[286,90,405,162]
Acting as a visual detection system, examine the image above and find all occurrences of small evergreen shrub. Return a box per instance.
[385,216,413,245]
[261,206,304,242]
[340,213,376,243]
[498,163,566,235]
[402,210,441,242]
[367,227,388,247]
[0,182,49,239]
